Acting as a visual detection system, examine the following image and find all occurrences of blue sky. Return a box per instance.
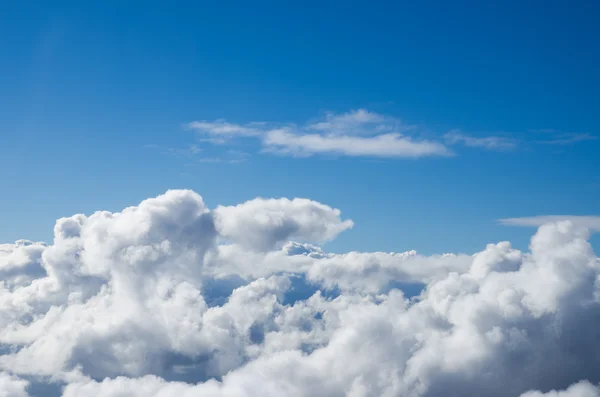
[1,0,599,254]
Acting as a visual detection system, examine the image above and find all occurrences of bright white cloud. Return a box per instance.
[306,250,471,293]
[263,128,452,158]
[520,381,600,397]
[213,197,353,251]
[0,240,46,271]
[186,110,452,159]
[500,215,600,231]
[0,372,30,397]
[183,111,592,160]
[1,190,600,397]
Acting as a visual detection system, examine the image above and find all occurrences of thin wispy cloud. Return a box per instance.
[186,119,262,137]
[444,130,519,151]
[185,149,250,165]
[184,110,595,160]
[144,143,202,158]
[197,137,228,145]
[187,109,451,159]
[263,128,451,158]
[306,108,409,136]
[167,144,201,157]
[145,142,250,166]
[528,129,598,145]
[536,133,598,145]
[499,215,600,231]
[195,157,247,164]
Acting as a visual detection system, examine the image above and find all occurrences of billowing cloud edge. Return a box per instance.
[1,190,599,397]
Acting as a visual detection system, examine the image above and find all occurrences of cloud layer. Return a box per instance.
[1,190,600,396]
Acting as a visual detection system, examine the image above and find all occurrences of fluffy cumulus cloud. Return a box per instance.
[0,372,30,397]
[520,382,600,397]
[212,197,353,251]
[0,240,46,289]
[1,190,600,397]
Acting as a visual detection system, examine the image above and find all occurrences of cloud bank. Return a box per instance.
[1,190,600,396]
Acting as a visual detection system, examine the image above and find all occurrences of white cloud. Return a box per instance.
[263,128,452,158]
[181,111,595,161]
[445,130,518,150]
[2,191,600,397]
[185,120,261,137]
[0,240,46,272]
[306,108,397,135]
[500,215,600,231]
[534,132,598,146]
[305,250,471,293]
[186,110,452,159]
[520,381,600,397]
[0,372,30,397]
[0,240,47,289]
[213,197,353,251]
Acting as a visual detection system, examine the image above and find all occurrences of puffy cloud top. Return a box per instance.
[0,190,599,397]
[213,197,353,251]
